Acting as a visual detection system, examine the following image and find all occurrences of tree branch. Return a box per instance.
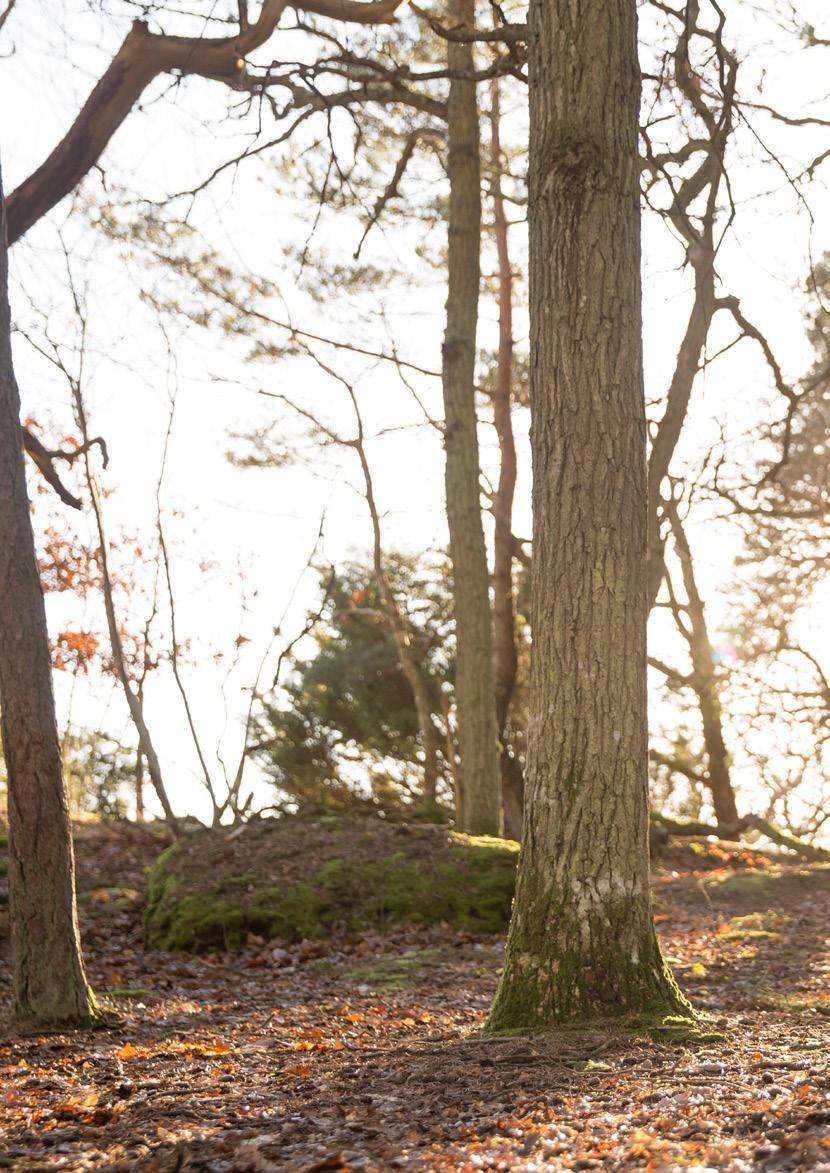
[7,0,406,244]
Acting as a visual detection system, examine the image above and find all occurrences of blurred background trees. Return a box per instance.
[0,0,828,849]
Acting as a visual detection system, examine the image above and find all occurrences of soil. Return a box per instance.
[0,824,828,1171]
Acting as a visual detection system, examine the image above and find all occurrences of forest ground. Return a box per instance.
[1,825,829,1172]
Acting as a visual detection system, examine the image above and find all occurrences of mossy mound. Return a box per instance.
[144,816,519,953]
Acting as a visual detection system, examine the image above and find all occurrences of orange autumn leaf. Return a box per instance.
[204,1041,232,1055]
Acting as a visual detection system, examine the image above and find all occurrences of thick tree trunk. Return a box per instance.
[441,0,501,836]
[489,79,523,841]
[488,0,688,1028]
[0,166,99,1025]
[665,502,739,825]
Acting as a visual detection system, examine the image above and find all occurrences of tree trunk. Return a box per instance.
[135,746,145,822]
[489,78,523,841]
[0,165,99,1026]
[352,399,442,806]
[71,381,178,834]
[87,470,179,834]
[488,0,688,1028]
[665,502,739,825]
[441,0,501,836]
[644,9,732,610]
[646,257,716,610]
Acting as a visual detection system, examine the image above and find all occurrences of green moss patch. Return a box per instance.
[700,864,830,907]
[144,817,519,953]
[718,911,792,942]
[347,947,451,990]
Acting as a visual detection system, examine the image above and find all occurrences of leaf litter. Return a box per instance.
[0,826,828,1171]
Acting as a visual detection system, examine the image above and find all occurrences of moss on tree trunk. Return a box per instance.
[0,164,99,1027]
[487,0,689,1030]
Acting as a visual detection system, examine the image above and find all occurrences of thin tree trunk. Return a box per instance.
[135,745,145,823]
[440,690,462,816]
[665,501,739,825]
[86,471,179,834]
[64,374,179,833]
[159,504,224,824]
[0,164,99,1025]
[646,258,716,609]
[489,77,523,840]
[351,397,442,805]
[442,0,501,835]
[488,0,688,1028]
[644,7,734,610]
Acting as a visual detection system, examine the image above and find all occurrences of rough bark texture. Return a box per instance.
[441,0,501,836]
[489,80,523,841]
[488,0,688,1028]
[0,166,99,1025]
[665,502,739,825]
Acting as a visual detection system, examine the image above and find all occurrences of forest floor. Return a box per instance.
[1,824,829,1172]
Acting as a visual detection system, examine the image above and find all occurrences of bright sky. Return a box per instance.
[3,1,829,826]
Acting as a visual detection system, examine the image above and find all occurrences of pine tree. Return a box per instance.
[488,0,688,1028]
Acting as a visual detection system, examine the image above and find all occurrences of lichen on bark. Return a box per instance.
[486,0,689,1030]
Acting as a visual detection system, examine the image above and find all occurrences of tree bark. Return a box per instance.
[665,501,739,825]
[135,744,145,823]
[652,813,830,863]
[488,0,688,1028]
[5,0,404,247]
[646,258,716,609]
[489,78,523,841]
[441,0,501,836]
[0,164,99,1025]
[644,8,735,609]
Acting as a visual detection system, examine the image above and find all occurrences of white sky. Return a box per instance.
[3,1,829,825]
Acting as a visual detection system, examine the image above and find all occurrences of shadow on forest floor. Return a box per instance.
[0,826,828,1171]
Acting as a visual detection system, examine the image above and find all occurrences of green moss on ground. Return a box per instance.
[700,864,830,905]
[347,947,451,990]
[144,817,519,953]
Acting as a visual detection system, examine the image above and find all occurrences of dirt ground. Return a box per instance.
[1,825,829,1171]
